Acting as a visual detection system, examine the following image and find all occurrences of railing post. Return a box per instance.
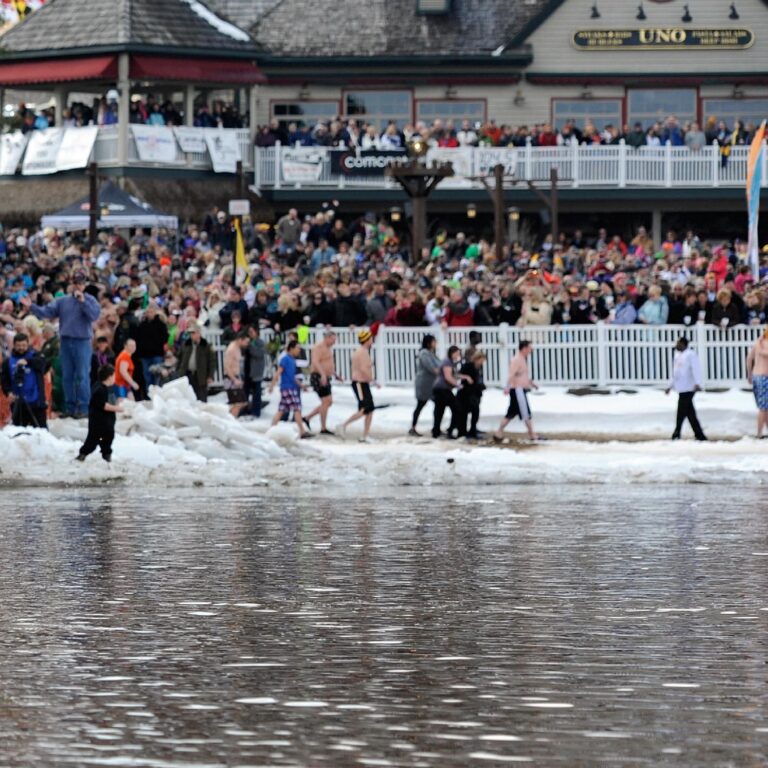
[664,140,672,188]
[499,322,512,389]
[375,325,388,386]
[571,137,579,188]
[695,321,708,387]
[524,136,533,181]
[253,145,260,192]
[274,141,281,189]
[436,324,448,358]
[712,141,720,188]
[596,321,608,386]
[618,139,627,188]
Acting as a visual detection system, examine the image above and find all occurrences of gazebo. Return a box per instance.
[0,0,265,163]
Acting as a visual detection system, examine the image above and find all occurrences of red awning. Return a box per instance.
[0,55,117,86]
[131,55,266,84]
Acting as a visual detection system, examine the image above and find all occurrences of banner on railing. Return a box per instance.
[427,147,473,187]
[0,131,26,175]
[281,148,325,182]
[55,125,98,171]
[476,147,519,177]
[22,127,63,175]
[131,125,178,164]
[330,148,408,176]
[205,128,241,173]
[173,126,206,153]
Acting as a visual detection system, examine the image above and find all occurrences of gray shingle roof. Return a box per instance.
[0,0,255,55]
[205,0,281,32]
[253,0,545,57]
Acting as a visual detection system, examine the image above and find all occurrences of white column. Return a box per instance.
[52,86,66,126]
[249,85,259,145]
[185,84,195,127]
[117,52,130,166]
[651,208,662,249]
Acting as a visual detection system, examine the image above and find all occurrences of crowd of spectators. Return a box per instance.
[1,203,766,423]
[255,114,759,153]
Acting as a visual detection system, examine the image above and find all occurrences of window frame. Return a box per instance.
[341,88,414,130]
[701,97,768,129]
[626,88,698,129]
[550,98,624,131]
[270,99,342,129]
[415,98,488,126]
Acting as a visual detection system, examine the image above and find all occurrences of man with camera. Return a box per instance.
[1,332,48,428]
[21,270,100,418]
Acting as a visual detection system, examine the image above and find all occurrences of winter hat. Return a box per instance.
[358,329,372,344]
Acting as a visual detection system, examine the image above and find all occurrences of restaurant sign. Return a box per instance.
[573,28,754,51]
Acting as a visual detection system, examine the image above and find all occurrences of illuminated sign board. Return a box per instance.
[573,28,754,50]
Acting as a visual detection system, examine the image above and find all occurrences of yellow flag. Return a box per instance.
[233,218,250,287]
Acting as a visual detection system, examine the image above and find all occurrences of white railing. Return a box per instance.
[92,126,253,171]
[254,140,767,191]
[202,323,764,389]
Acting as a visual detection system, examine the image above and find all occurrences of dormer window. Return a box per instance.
[417,0,451,14]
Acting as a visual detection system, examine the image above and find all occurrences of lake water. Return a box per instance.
[1,486,767,767]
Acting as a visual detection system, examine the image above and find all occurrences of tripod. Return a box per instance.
[11,389,43,430]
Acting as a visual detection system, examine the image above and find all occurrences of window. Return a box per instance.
[417,0,451,13]
[344,90,411,129]
[416,100,486,126]
[702,98,768,129]
[271,101,339,130]
[552,99,622,131]
[627,89,697,129]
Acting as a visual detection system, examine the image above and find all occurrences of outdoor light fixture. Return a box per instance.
[681,4,692,22]
[390,206,402,222]
[407,137,429,159]
[729,3,739,19]
[466,204,477,219]
[636,3,646,21]
[590,3,600,19]
[507,208,520,222]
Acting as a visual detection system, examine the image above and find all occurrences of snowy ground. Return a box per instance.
[0,378,765,487]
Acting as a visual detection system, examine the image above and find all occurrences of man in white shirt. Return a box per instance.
[666,337,707,441]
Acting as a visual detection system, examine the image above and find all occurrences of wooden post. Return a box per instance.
[549,166,559,249]
[493,163,505,263]
[88,162,98,248]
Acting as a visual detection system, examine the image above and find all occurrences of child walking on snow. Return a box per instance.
[76,364,123,463]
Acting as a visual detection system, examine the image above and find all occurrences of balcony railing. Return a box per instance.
[253,140,768,192]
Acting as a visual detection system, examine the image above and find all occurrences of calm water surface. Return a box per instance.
[1,486,768,767]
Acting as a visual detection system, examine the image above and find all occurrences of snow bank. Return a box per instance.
[0,380,765,488]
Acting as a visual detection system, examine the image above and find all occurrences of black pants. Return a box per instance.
[11,399,47,429]
[432,389,457,437]
[458,393,481,437]
[412,398,429,428]
[187,373,208,402]
[79,421,115,460]
[673,391,706,440]
[246,381,263,417]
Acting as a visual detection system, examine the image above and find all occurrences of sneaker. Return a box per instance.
[74,454,86,462]
[73,412,88,420]
[320,429,335,436]
[102,455,111,463]
[300,432,314,439]
[408,427,421,437]
[358,436,374,444]
[302,417,312,432]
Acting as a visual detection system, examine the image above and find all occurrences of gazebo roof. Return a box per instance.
[0,0,257,59]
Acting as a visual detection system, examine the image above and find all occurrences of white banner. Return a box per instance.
[281,148,325,182]
[131,125,178,163]
[427,147,474,188]
[204,129,241,173]
[475,147,518,177]
[173,126,206,153]
[22,128,64,175]
[55,126,98,171]
[0,131,27,176]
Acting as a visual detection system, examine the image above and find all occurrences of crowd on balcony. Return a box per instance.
[255,114,761,151]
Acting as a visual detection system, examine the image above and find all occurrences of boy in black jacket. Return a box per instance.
[458,351,487,439]
[76,364,122,463]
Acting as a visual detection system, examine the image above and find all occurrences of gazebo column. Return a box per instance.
[52,86,67,126]
[184,84,195,126]
[248,84,259,144]
[117,52,130,166]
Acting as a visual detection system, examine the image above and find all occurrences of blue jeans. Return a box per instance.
[142,356,164,390]
[61,337,92,415]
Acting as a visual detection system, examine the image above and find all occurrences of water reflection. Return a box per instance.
[0,487,767,766]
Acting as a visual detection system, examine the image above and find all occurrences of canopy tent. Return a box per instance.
[41,181,178,231]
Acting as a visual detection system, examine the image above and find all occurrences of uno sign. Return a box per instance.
[573,28,754,50]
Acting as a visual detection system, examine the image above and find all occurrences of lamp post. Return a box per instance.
[507,206,520,244]
[87,161,99,249]
[386,138,453,264]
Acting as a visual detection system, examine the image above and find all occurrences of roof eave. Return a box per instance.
[0,42,263,62]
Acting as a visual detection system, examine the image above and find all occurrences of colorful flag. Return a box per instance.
[746,120,766,282]
[233,217,249,287]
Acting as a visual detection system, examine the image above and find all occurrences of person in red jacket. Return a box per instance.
[536,123,558,147]
[708,246,729,289]
[443,289,474,327]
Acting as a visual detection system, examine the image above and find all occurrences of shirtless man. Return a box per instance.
[496,339,539,441]
[339,328,376,443]
[305,330,341,435]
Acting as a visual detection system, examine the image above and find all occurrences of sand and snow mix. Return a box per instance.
[0,378,765,487]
